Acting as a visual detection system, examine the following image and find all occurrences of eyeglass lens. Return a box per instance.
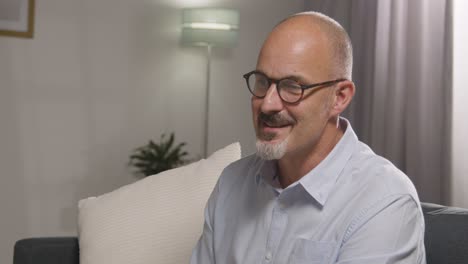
[247,73,303,103]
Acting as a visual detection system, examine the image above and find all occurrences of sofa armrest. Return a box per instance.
[422,202,468,264]
[13,237,79,264]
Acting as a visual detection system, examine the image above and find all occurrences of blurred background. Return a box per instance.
[0,0,466,262]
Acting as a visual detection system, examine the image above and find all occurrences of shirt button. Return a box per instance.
[265,251,272,262]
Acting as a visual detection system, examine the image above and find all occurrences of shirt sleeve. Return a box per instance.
[336,195,426,264]
[190,180,220,264]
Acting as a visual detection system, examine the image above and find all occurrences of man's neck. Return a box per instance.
[277,120,344,188]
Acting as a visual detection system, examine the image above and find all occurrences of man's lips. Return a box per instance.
[262,120,291,128]
[257,112,296,132]
[260,121,292,135]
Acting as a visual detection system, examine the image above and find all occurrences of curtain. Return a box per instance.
[304,0,452,204]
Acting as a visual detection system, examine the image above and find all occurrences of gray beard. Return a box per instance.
[255,137,288,160]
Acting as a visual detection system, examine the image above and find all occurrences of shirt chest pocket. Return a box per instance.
[288,238,336,264]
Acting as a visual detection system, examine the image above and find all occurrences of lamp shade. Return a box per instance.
[181,8,240,47]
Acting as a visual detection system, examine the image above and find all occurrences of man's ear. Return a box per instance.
[330,80,355,116]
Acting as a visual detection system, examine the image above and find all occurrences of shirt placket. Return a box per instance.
[263,195,288,264]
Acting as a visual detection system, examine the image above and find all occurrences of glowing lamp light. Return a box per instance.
[181,8,240,47]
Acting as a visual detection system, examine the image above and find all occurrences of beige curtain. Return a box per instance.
[305,0,453,204]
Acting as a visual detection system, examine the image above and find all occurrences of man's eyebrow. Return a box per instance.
[254,69,308,83]
[283,74,307,82]
[279,74,311,85]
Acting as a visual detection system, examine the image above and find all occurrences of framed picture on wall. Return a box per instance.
[0,0,35,38]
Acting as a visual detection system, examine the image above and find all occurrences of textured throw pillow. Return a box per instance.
[78,142,241,264]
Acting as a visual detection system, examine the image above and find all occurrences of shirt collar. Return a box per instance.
[255,118,358,206]
[299,118,357,206]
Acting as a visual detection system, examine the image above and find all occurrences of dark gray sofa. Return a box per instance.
[13,203,468,264]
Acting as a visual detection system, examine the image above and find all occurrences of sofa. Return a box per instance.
[13,202,468,264]
[10,144,468,264]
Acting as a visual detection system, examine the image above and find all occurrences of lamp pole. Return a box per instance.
[181,8,239,158]
[203,44,212,158]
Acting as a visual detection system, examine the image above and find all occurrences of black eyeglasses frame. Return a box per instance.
[243,70,347,104]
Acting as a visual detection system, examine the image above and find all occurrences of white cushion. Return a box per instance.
[78,142,241,264]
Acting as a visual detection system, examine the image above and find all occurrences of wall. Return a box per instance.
[0,0,304,262]
[451,0,468,208]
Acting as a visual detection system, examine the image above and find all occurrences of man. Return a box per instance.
[191,11,426,264]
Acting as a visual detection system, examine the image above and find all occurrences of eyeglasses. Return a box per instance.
[243,70,346,104]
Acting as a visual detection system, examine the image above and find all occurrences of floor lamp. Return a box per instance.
[181,8,240,158]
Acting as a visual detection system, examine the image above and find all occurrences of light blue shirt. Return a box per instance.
[191,120,426,263]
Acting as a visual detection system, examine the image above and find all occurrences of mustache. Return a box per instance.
[258,112,296,127]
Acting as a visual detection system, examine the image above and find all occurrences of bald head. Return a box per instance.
[259,12,353,80]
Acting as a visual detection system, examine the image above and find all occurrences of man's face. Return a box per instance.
[252,21,335,160]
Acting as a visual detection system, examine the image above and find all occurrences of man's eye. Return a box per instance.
[281,80,301,89]
[256,79,268,87]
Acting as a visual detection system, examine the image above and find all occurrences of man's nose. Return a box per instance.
[260,84,284,113]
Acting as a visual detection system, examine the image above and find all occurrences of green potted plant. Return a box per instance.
[129,132,189,177]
